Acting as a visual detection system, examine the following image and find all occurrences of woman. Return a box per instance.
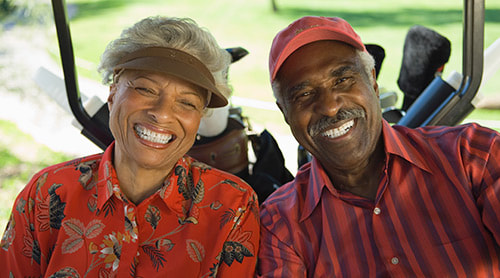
[0,16,259,277]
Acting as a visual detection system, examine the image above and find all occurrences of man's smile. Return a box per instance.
[321,119,354,139]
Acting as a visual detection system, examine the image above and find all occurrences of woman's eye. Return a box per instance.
[135,87,156,95]
[126,81,157,95]
[179,99,203,111]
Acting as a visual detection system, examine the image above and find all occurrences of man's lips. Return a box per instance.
[320,119,355,139]
[133,124,174,145]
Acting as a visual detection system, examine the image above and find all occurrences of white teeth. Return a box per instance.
[134,125,173,144]
[321,119,354,138]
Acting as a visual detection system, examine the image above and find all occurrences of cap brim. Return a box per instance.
[272,27,366,81]
[114,47,227,108]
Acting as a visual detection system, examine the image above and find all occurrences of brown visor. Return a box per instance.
[113,47,227,108]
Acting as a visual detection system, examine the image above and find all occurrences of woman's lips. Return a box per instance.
[134,124,174,145]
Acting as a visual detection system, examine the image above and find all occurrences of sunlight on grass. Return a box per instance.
[55,0,500,131]
[0,119,72,233]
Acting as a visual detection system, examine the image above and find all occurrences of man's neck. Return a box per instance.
[325,139,386,201]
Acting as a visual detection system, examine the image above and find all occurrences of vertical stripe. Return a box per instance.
[258,122,500,277]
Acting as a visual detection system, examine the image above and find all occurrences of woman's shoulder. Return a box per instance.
[22,153,104,197]
[182,156,256,202]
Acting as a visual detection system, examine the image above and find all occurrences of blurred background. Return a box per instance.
[1,0,499,231]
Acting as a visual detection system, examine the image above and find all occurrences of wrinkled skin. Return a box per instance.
[274,40,384,199]
[108,70,207,203]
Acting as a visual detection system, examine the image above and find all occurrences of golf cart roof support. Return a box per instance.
[421,0,484,126]
[51,0,113,149]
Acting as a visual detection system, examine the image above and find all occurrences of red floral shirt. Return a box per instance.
[0,142,260,277]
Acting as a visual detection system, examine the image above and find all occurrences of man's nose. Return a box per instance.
[314,90,343,117]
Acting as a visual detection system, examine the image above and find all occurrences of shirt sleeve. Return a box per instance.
[0,172,43,277]
[475,129,500,245]
[257,207,306,278]
[216,191,260,278]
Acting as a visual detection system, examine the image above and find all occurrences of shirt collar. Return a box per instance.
[299,120,432,222]
[299,157,336,222]
[381,120,432,173]
[96,142,196,220]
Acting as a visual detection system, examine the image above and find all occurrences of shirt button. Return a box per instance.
[373,207,381,215]
[391,257,399,265]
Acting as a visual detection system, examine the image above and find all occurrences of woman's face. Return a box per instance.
[108,70,207,172]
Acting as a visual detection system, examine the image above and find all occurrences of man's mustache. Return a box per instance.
[309,108,365,137]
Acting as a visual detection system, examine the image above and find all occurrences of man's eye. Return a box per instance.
[294,91,312,101]
[335,77,348,85]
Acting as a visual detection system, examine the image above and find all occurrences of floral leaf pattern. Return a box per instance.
[3,148,260,276]
[48,266,80,278]
[145,205,161,230]
[75,160,98,190]
[61,237,84,255]
[192,179,205,204]
[186,239,205,263]
[87,193,98,213]
[220,209,236,229]
[155,239,175,252]
[99,233,122,271]
[22,227,41,265]
[35,172,48,194]
[210,201,222,210]
[47,183,66,230]
[142,245,166,271]
[220,241,253,266]
[220,227,255,266]
[0,215,15,251]
[99,198,116,217]
[222,179,247,192]
[61,219,104,254]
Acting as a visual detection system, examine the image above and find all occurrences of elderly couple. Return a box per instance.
[1,14,500,278]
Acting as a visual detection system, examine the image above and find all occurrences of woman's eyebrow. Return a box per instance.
[130,75,160,85]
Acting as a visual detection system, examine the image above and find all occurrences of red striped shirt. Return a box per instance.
[258,120,500,277]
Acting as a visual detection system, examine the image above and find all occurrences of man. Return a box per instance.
[258,16,500,277]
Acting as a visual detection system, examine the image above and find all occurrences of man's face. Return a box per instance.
[108,70,207,172]
[275,40,382,171]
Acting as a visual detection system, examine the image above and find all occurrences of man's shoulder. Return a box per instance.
[393,122,498,140]
[260,162,313,217]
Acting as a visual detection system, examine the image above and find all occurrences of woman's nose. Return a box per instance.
[147,95,175,123]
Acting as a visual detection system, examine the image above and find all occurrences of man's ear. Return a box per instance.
[107,84,116,111]
[371,68,380,98]
[276,101,289,125]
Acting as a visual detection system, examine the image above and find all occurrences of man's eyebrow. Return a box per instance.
[287,81,309,96]
[330,64,356,77]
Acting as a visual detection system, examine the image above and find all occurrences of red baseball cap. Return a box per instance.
[269,16,366,82]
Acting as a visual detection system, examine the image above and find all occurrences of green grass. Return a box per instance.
[51,0,500,131]
[0,120,72,232]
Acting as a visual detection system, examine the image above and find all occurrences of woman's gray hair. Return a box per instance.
[98,16,232,99]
